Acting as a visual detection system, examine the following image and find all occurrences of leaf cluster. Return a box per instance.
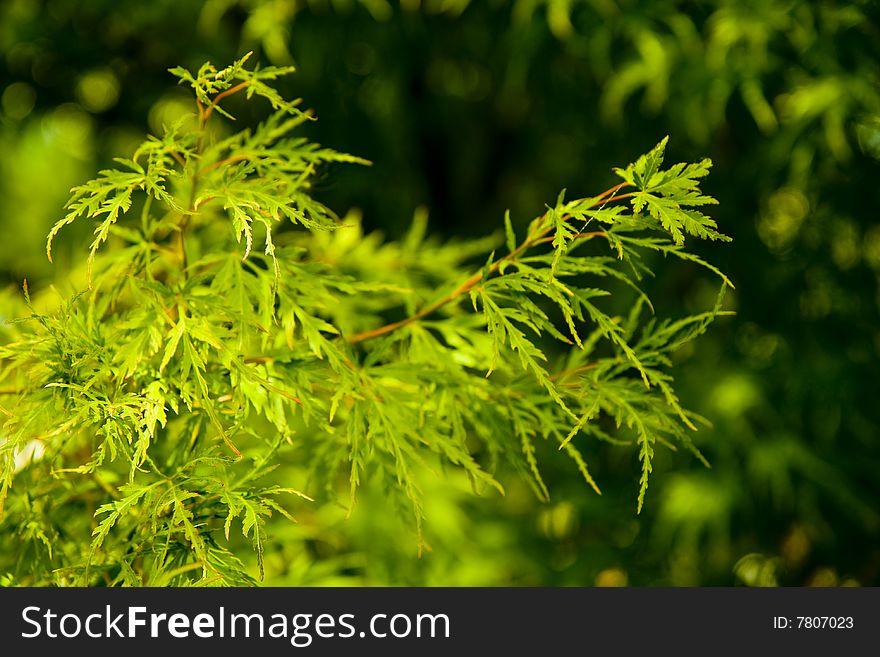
[0,56,731,585]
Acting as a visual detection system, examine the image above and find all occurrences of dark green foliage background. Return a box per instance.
[1,0,878,585]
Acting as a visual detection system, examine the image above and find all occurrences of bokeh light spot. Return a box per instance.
[1,81,36,120]
[76,69,120,113]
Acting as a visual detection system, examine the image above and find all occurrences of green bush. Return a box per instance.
[2,0,877,586]
[0,55,729,585]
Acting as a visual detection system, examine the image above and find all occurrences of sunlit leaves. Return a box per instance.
[614,137,728,245]
[2,57,361,586]
[0,53,731,587]
[169,52,299,117]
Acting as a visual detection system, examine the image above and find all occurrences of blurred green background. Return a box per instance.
[1,0,878,586]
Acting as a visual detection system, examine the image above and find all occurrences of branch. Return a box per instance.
[203,81,250,122]
[345,182,634,344]
[549,363,599,382]
[198,154,251,176]
[533,230,607,246]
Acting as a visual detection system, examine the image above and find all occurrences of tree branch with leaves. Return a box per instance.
[0,55,732,586]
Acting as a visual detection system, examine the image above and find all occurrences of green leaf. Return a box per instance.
[504,210,517,254]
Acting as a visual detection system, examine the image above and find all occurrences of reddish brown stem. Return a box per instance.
[345,182,634,345]
[243,356,274,364]
[203,81,250,122]
[347,273,483,344]
[601,192,637,205]
[168,149,187,169]
[533,231,607,246]
[199,154,251,176]
[597,182,630,199]
[549,363,599,381]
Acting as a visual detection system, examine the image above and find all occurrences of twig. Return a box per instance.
[203,81,250,122]
[346,182,634,344]
[550,363,599,381]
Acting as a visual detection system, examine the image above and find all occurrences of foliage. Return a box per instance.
[0,55,729,585]
[227,0,880,588]
[2,0,877,587]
